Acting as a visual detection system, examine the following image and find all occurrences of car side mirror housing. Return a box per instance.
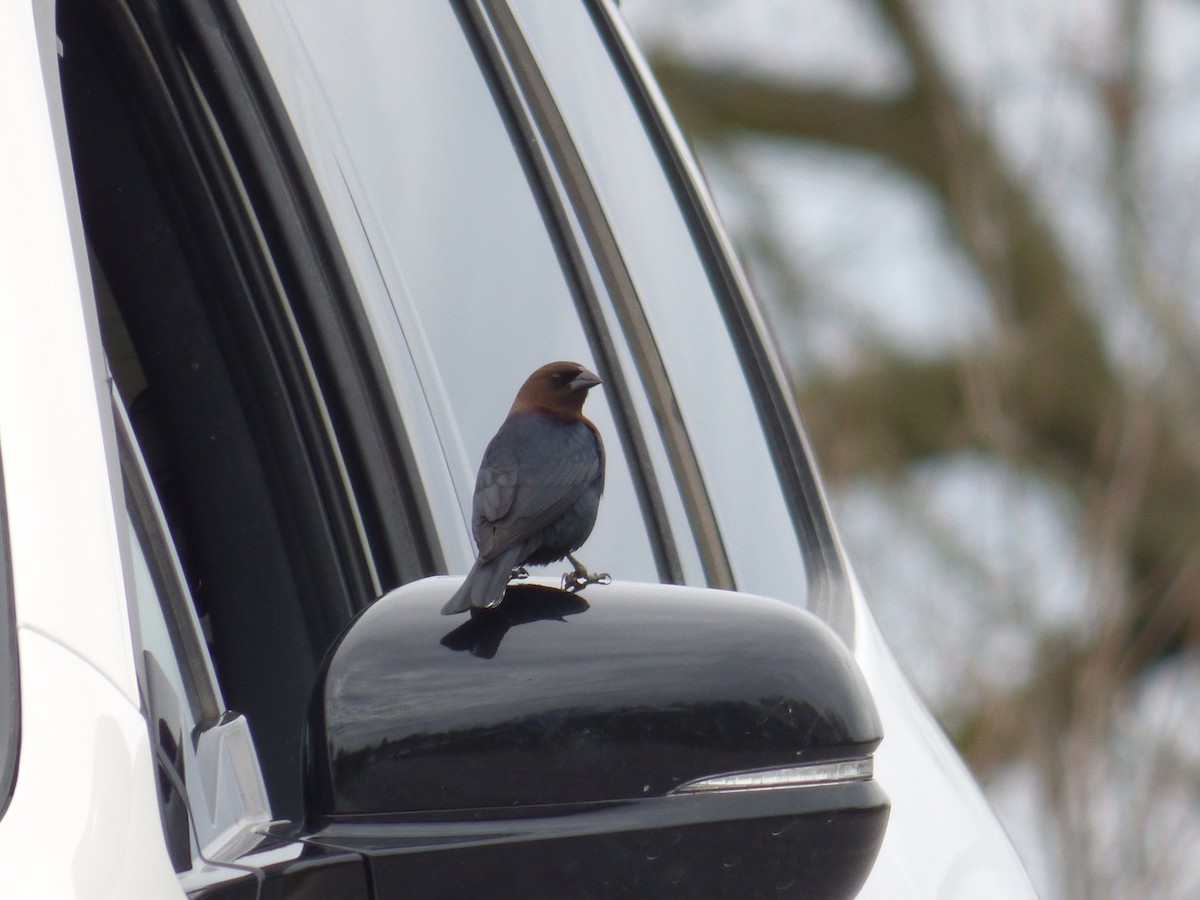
[302,578,889,898]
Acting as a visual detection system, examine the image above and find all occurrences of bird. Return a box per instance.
[441,361,608,615]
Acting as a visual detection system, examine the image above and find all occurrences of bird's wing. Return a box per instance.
[473,414,601,561]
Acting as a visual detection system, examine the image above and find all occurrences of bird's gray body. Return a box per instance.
[442,411,605,614]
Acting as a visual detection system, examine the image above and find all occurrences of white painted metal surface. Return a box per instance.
[851,578,1039,899]
[0,1,184,895]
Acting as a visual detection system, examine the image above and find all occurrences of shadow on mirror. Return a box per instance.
[440,584,590,659]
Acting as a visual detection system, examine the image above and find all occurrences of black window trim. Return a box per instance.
[57,0,397,819]
[115,387,224,729]
[70,0,376,623]
[165,0,447,591]
[463,0,736,591]
[584,0,852,628]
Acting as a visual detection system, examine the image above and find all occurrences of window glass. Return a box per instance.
[127,509,215,730]
[240,0,659,581]
[122,420,270,868]
[125,497,207,870]
[122,442,223,868]
[508,0,809,606]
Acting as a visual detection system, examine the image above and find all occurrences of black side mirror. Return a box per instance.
[302,578,888,898]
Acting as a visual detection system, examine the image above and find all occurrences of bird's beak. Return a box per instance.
[569,368,602,392]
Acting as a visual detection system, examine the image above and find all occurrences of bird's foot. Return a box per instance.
[561,554,611,592]
[510,566,531,581]
[563,570,611,592]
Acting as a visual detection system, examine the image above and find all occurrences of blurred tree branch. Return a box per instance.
[637,0,1200,894]
[645,0,1200,685]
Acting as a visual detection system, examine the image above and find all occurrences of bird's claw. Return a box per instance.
[561,570,611,592]
[510,566,530,581]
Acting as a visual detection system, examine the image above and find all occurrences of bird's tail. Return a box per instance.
[441,546,524,615]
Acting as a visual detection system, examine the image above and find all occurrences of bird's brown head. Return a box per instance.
[510,361,602,418]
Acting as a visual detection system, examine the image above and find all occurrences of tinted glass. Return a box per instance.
[508,0,809,605]
[127,511,216,730]
[121,433,226,864]
[241,0,659,581]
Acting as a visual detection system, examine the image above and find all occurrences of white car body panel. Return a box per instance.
[0,0,137,706]
[0,632,182,898]
[851,584,1037,898]
[0,2,181,895]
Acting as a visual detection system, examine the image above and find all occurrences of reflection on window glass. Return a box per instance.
[508,0,808,606]
[242,0,658,581]
[126,510,204,863]
[129,516,197,718]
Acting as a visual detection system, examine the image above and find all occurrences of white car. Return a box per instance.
[0,0,1036,896]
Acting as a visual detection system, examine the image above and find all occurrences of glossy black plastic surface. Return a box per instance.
[311,783,887,900]
[305,577,881,818]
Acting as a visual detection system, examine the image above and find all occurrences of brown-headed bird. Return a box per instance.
[441,361,608,615]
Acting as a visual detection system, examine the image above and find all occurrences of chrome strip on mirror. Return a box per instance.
[672,757,874,795]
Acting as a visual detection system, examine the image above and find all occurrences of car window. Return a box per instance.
[238,0,664,583]
[121,426,223,734]
[0,451,17,822]
[508,0,810,606]
[124,491,206,872]
[55,0,372,823]
[118,395,271,871]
